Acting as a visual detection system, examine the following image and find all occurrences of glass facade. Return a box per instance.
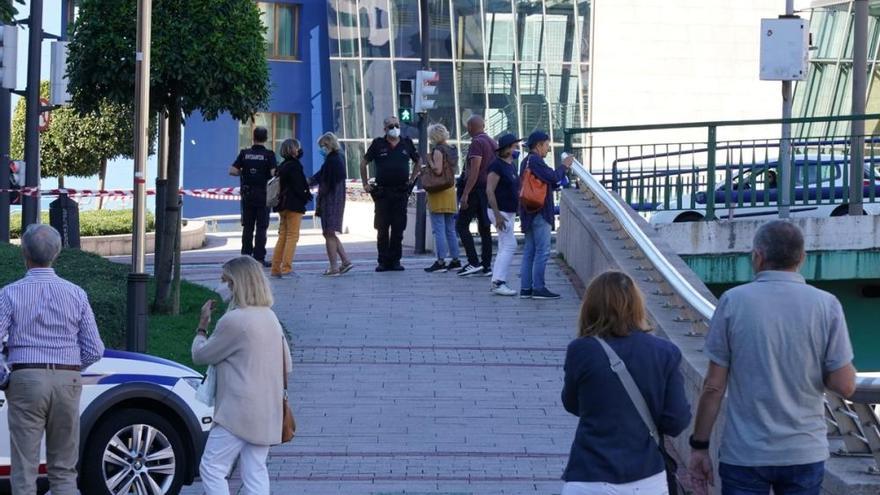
[327,0,591,179]
[238,112,300,157]
[794,2,880,137]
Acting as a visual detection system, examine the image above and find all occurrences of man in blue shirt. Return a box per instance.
[518,131,572,300]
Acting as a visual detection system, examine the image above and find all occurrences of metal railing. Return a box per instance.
[564,152,880,473]
[563,115,880,221]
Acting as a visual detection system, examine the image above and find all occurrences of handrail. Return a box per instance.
[566,156,878,398]
[564,113,880,135]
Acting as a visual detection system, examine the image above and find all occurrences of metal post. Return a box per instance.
[414,0,429,254]
[21,0,43,229]
[851,0,868,216]
[154,112,168,261]
[706,125,717,221]
[0,29,9,243]
[127,0,152,353]
[778,0,796,219]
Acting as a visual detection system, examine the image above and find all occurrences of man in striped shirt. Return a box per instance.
[0,224,105,495]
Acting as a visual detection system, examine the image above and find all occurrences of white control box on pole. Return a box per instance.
[50,41,70,106]
[415,70,439,113]
[0,26,18,90]
[759,18,810,81]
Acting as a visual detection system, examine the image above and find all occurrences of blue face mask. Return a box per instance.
[512,150,521,160]
[319,147,328,158]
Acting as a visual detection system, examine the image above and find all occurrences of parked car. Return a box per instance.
[0,350,211,495]
[649,157,880,223]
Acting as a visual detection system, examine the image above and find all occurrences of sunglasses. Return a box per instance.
[386,124,400,129]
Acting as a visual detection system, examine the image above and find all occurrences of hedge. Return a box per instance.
[9,209,155,239]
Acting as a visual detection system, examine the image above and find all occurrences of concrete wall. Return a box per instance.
[557,189,880,494]
[654,215,880,255]
[590,0,780,147]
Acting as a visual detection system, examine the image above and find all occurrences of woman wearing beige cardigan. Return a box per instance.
[192,256,292,495]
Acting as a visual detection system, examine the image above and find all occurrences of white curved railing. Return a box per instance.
[567,156,880,471]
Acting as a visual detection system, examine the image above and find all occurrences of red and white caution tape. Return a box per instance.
[0,187,243,201]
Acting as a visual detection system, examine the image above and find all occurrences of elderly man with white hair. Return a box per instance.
[0,224,105,495]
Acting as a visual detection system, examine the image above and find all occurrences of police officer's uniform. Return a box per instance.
[364,136,418,269]
[232,144,277,263]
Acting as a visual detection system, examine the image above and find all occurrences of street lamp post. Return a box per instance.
[850,0,867,216]
[127,0,152,353]
[414,0,430,254]
[21,0,43,229]
[778,0,795,219]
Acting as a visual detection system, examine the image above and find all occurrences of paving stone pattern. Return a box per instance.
[181,253,581,495]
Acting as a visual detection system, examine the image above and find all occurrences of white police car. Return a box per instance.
[0,350,212,495]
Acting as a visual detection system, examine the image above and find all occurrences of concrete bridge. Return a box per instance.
[558,164,880,495]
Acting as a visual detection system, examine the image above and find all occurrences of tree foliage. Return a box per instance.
[0,1,24,25]
[67,0,270,313]
[11,81,146,178]
[67,0,269,121]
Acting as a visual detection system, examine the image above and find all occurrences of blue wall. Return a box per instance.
[182,0,332,218]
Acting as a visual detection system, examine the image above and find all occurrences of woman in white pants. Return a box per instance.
[486,133,523,296]
[193,256,293,495]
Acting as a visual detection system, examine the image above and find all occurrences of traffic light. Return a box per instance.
[415,70,439,114]
[398,79,414,123]
[0,25,18,90]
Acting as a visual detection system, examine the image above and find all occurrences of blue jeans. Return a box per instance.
[719,462,824,495]
[430,212,460,260]
[520,215,551,290]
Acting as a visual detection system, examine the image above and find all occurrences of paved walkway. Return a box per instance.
[179,232,580,495]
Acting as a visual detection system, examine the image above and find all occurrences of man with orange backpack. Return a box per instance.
[518,131,573,300]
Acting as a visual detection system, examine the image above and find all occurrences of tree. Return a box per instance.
[67,0,269,314]
[11,81,146,197]
[0,1,24,25]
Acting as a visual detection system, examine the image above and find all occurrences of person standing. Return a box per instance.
[562,271,690,495]
[194,256,292,495]
[456,115,497,277]
[423,123,462,273]
[360,116,420,272]
[519,131,572,300]
[230,126,277,267]
[313,132,353,276]
[485,133,522,295]
[0,224,105,495]
[270,139,312,278]
[688,221,856,495]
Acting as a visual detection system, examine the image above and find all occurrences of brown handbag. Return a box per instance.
[281,340,295,443]
[421,144,456,193]
[519,156,548,213]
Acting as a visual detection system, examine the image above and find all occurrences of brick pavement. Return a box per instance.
[180,243,581,495]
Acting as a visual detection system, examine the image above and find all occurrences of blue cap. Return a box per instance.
[526,130,550,149]
[495,133,523,152]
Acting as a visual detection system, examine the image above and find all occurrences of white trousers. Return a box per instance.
[488,209,517,283]
[561,471,668,495]
[200,425,271,495]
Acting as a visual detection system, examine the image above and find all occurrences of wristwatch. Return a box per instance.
[689,435,710,450]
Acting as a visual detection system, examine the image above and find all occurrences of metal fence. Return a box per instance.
[563,115,880,221]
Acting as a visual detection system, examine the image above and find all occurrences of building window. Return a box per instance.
[238,112,298,158]
[259,2,301,60]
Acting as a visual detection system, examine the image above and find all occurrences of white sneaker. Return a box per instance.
[457,264,483,277]
[491,282,517,296]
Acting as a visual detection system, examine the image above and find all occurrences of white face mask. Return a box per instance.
[387,127,401,138]
[215,282,233,304]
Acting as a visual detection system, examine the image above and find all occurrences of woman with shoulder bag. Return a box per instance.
[423,123,462,273]
[561,271,691,495]
[193,256,293,495]
[270,139,312,278]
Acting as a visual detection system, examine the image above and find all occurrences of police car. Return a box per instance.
[0,350,212,495]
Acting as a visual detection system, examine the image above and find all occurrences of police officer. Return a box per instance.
[360,116,420,272]
[229,126,277,267]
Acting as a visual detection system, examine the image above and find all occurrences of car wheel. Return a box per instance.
[831,205,867,216]
[673,212,704,222]
[81,408,186,495]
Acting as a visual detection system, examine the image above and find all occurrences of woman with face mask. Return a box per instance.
[270,139,312,278]
[311,132,353,276]
[485,133,522,295]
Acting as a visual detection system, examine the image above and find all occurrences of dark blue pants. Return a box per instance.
[241,203,270,262]
[719,461,824,495]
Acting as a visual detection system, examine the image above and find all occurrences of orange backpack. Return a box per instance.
[519,157,547,212]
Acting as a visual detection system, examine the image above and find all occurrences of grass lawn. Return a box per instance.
[0,243,220,372]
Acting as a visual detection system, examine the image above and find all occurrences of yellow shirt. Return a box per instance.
[427,186,457,214]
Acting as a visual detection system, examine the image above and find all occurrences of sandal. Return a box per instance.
[323,268,341,277]
[339,262,354,274]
